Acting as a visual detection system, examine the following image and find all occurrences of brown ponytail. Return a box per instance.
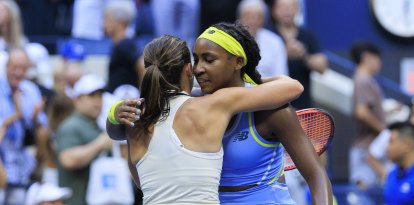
[134,35,191,135]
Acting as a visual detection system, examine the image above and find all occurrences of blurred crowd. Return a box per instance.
[0,0,413,204]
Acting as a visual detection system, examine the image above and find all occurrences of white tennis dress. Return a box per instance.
[136,95,223,205]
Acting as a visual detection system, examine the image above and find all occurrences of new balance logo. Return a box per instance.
[232,131,249,142]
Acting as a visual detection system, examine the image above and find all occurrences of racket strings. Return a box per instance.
[300,113,332,154]
[284,110,334,171]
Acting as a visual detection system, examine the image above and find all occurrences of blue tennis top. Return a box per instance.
[220,109,284,186]
[384,164,414,205]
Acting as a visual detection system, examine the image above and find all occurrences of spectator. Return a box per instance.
[57,40,114,133]
[384,122,414,205]
[0,0,26,51]
[268,0,327,109]
[237,0,288,77]
[36,94,74,186]
[0,47,47,205]
[350,41,386,189]
[59,41,86,98]
[0,0,54,90]
[268,0,327,203]
[367,99,411,184]
[55,74,112,205]
[103,0,143,93]
[0,0,26,76]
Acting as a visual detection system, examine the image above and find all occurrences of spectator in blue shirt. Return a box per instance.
[0,47,47,204]
[384,122,414,205]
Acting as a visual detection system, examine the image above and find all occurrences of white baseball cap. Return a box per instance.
[73,74,106,98]
[25,182,72,205]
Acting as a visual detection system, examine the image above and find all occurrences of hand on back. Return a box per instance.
[115,99,144,127]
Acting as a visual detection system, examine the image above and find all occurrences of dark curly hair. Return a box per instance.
[212,22,263,84]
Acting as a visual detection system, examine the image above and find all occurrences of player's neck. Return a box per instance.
[112,29,126,43]
[229,77,245,88]
[400,152,414,170]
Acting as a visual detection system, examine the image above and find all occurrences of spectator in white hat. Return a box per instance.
[55,74,112,205]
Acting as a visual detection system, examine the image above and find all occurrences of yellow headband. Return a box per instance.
[198,27,247,66]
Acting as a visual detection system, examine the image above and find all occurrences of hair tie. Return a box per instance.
[152,60,160,67]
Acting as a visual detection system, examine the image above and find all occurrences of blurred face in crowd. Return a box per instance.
[103,11,126,38]
[103,11,116,37]
[386,130,413,164]
[63,62,82,88]
[75,91,103,120]
[193,39,243,94]
[239,5,264,36]
[363,52,382,75]
[6,49,31,91]
[272,0,298,26]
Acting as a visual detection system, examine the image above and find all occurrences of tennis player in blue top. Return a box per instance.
[108,22,333,205]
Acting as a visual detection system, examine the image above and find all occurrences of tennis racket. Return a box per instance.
[284,108,335,171]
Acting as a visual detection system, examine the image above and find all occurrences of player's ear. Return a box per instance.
[184,63,193,78]
[234,56,245,71]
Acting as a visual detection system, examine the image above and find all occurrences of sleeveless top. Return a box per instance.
[136,95,223,205]
[220,83,284,186]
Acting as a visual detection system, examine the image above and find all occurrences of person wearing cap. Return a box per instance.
[58,41,86,99]
[61,41,86,62]
[55,74,112,205]
[25,182,72,205]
